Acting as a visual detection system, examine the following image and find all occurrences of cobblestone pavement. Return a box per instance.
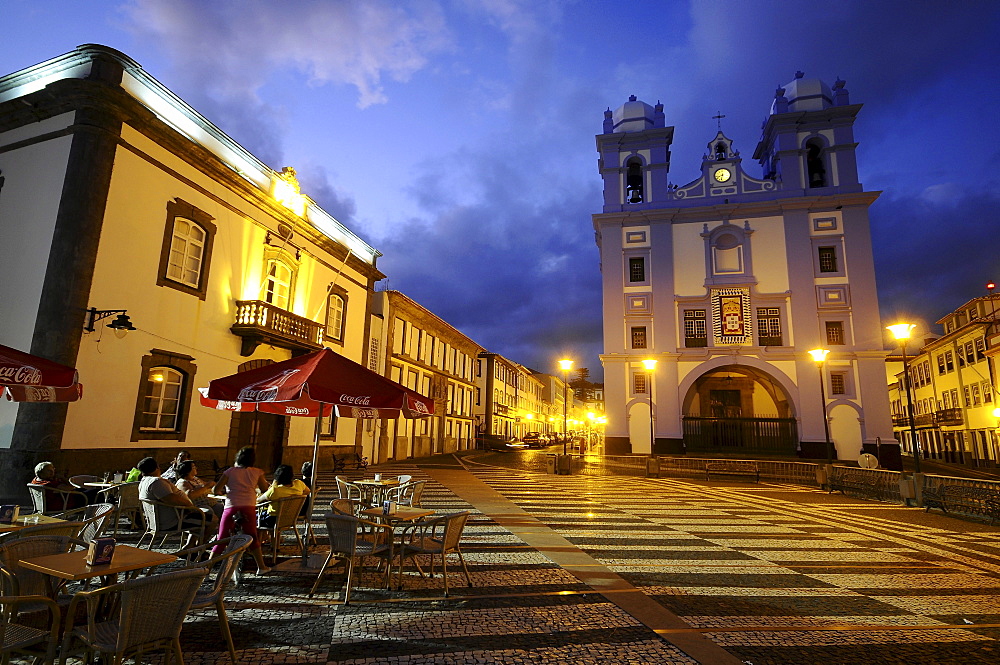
[53,452,1000,664]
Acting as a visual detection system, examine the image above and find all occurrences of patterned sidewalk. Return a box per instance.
[66,452,1000,664]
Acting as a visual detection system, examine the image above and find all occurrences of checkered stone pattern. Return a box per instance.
[470,467,1000,665]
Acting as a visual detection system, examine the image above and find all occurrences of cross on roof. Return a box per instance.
[712,112,726,131]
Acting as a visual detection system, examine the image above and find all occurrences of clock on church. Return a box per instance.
[714,168,732,183]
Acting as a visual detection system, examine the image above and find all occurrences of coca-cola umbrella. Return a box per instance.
[0,343,82,402]
[204,347,434,563]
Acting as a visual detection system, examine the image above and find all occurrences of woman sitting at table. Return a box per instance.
[257,464,310,529]
[211,446,271,575]
[174,460,223,519]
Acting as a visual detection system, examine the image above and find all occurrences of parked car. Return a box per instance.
[521,432,547,448]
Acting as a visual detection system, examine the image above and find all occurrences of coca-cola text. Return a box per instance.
[0,365,42,385]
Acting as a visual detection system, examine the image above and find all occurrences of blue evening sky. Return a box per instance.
[3,0,999,380]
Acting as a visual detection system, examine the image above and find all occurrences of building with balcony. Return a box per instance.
[369,290,482,463]
[0,45,384,490]
[594,74,894,458]
[888,294,1000,467]
[475,353,553,443]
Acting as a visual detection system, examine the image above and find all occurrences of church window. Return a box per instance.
[631,326,647,349]
[830,373,846,395]
[626,158,643,203]
[684,310,708,348]
[715,142,727,161]
[757,308,782,346]
[818,246,838,273]
[825,321,844,345]
[628,257,646,283]
[633,372,648,395]
[806,140,826,188]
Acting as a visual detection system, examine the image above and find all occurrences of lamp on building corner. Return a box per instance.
[808,349,833,465]
[558,359,573,456]
[84,308,136,335]
[642,358,657,454]
[886,323,921,474]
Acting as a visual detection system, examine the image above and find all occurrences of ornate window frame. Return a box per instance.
[156,199,216,300]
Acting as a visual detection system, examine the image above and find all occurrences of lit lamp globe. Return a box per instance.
[886,323,915,343]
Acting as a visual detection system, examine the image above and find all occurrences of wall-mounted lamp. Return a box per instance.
[84,308,136,333]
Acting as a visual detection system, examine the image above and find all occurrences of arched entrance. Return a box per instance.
[681,365,798,455]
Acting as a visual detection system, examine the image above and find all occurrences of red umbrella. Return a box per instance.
[0,343,82,403]
[204,347,434,564]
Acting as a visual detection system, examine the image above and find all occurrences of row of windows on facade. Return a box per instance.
[630,311,844,349]
[942,302,998,333]
[168,215,347,340]
[627,245,839,284]
[389,363,476,417]
[392,318,476,382]
[893,381,995,418]
[491,387,548,416]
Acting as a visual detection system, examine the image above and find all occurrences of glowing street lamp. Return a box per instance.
[886,323,921,474]
[642,358,657,454]
[808,349,833,464]
[558,359,573,455]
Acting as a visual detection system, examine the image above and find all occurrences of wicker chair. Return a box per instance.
[0,594,61,664]
[26,484,88,514]
[308,514,392,601]
[137,498,207,550]
[335,476,363,501]
[330,498,366,517]
[172,534,253,663]
[61,566,209,665]
[106,481,142,534]
[395,511,472,596]
[55,503,115,544]
[387,480,426,507]
[0,520,85,543]
[256,494,308,564]
[0,535,85,617]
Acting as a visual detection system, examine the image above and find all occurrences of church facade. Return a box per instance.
[594,74,895,460]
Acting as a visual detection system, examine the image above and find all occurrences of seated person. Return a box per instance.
[30,461,92,509]
[257,464,310,529]
[299,461,313,517]
[137,456,205,548]
[125,464,142,482]
[160,450,191,482]
[174,460,222,519]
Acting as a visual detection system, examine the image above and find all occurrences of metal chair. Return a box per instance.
[137,498,207,550]
[0,594,61,665]
[308,514,392,601]
[61,566,209,665]
[172,534,253,664]
[395,511,473,596]
[256,494,308,564]
[26,484,87,514]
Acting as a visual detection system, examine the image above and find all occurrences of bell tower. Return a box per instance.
[753,72,862,193]
[596,96,674,212]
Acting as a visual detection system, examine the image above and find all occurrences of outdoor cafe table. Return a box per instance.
[0,513,64,535]
[19,544,177,586]
[360,506,434,589]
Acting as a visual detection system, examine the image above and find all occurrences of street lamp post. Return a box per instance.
[808,349,833,464]
[642,359,657,454]
[887,323,921,474]
[558,359,573,456]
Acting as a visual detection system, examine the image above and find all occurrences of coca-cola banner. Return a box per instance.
[0,343,81,403]
[206,348,434,419]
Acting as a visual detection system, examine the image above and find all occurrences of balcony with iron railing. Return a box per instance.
[231,300,325,356]
[934,408,964,426]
